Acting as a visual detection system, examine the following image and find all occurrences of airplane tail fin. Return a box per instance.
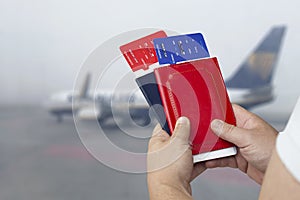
[78,72,91,99]
[225,25,286,89]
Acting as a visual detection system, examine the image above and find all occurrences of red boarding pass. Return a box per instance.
[119,31,167,72]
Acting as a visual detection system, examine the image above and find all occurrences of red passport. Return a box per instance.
[154,57,236,161]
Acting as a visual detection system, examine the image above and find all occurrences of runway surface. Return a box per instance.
[0,105,287,200]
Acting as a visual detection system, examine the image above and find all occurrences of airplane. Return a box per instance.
[77,89,153,126]
[45,73,92,122]
[45,72,152,125]
[46,25,286,125]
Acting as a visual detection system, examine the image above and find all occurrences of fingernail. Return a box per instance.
[177,116,189,125]
[211,119,224,136]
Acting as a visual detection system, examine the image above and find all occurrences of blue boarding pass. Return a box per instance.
[153,33,210,65]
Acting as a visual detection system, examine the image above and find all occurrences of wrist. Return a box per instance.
[148,175,192,199]
[148,182,193,200]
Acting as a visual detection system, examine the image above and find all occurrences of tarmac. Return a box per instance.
[1,105,286,200]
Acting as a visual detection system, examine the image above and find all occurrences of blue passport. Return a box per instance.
[135,73,171,134]
[153,33,210,65]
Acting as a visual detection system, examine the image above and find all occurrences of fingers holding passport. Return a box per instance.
[207,104,278,184]
[147,117,192,172]
[147,116,205,194]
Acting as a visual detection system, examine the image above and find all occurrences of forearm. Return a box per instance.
[259,149,300,200]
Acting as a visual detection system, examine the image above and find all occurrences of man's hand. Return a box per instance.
[206,104,278,184]
[147,117,206,200]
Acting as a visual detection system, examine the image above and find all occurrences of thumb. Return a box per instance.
[171,116,191,144]
[210,119,250,148]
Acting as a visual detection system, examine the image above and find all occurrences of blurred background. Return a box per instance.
[0,0,299,199]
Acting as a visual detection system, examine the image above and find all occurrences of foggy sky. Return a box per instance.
[0,0,299,113]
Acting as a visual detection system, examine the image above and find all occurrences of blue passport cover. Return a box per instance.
[135,73,171,134]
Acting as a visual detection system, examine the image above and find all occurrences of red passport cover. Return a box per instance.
[154,57,236,155]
